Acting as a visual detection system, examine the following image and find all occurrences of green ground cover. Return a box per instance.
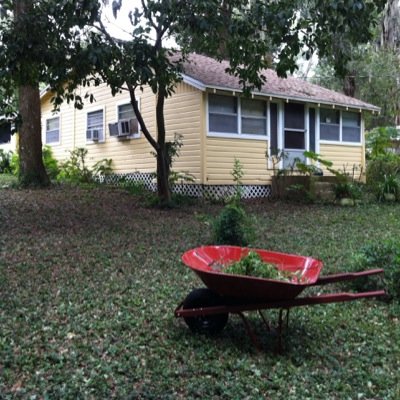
[0,185,399,399]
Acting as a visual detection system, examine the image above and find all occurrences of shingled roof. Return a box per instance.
[181,53,379,112]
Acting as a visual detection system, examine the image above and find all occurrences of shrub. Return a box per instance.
[366,156,400,192]
[9,146,59,179]
[57,148,113,184]
[212,202,254,246]
[0,149,13,173]
[42,146,59,180]
[347,240,400,302]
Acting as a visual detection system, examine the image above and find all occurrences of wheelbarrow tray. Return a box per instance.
[181,246,323,302]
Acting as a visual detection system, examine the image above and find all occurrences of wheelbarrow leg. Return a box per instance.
[275,308,290,354]
[235,312,262,352]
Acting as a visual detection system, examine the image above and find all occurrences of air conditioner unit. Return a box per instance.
[108,122,119,136]
[86,129,100,141]
[117,119,131,137]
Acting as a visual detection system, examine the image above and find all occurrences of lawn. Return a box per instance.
[0,185,399,399]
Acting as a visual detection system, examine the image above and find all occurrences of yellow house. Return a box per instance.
[40,53,380,198]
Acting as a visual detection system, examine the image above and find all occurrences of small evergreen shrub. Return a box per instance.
[212,202,254,246]
[348,240,400,302]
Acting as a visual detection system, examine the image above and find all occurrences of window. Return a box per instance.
[342,111,361,142]
[109,102,140,138]
[320,108,361,143]
[208,94,268,137]
[320,109,340,141]
[209,94,238,134]
[241,98,267,135]
[45,117,60,144]
[284,103,305,149]
[86,109,104,142]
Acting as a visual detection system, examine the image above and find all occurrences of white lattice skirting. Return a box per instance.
[99,172,272,199]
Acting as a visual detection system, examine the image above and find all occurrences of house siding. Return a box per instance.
[320,143,365,176]
[41,82,203,179]
[41,79,368,189]
[205,137,270,185]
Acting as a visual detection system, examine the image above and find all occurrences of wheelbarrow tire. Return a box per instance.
[182,288,228,335]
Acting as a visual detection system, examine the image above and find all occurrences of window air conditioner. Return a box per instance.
[117,119,131,137]
[86,128,100,141]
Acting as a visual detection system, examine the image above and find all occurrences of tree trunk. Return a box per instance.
[343,71,356,97]
[381,0,400,51]
[15,0,49,186]
[155,88,171,205]
[18,84,50,186]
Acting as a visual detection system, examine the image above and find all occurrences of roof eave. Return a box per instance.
[181,75,380,113]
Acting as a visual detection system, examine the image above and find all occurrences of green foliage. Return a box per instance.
[376,173,400,201]
[42,146,59,180]
[0,149,12,173]
[315,47,400,129]
[9,146,59,180]
[212,158,254,245]
[223,251,301,281]
[366,156,400,197]
[92,158,113,177]
[57,148,113,184]
[10,151,19,176]
[1,187,400,398]
[348,240,400,302]
[0,0,101,109]
[212,202,254,246]
[366,126,399,159]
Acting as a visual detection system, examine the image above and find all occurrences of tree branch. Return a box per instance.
[127,82,158,151]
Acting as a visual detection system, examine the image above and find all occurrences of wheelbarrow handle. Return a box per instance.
[313,268,384,285]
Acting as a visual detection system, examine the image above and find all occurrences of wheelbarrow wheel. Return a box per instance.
[182,288,228,335]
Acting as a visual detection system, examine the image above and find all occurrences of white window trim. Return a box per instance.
[114,98,141,139]
[207,93,269,141]
[85,106,105,144]
[319,108,362,145]
[44,114,61,146]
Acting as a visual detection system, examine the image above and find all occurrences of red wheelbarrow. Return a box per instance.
[175,246,385,351]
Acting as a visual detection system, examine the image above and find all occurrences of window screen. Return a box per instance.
[285,130,305,149]
[320,108,340,141]
[270,103,278,152]
[46,117,60,144]
[284,103,304,130]
[87,110,103,141]
[241,98,267,135]
[342,111,361,142]
[118,103,135,121]
[209,94,238,133]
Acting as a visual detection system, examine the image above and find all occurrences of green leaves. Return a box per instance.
[0,186,400,397]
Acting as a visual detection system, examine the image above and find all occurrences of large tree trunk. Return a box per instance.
[18,84,49,186]
[15,0,49,186]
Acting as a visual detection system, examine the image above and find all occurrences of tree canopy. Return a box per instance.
[314,1,400,128]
